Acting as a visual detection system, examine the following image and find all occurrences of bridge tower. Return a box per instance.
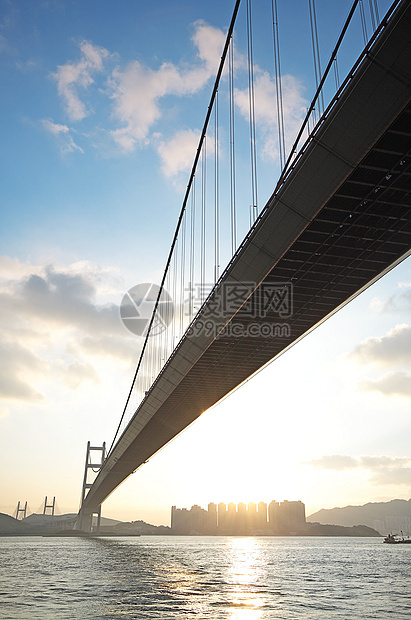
[15,501,27,520]
[77,441,106,533]
[43,496,55,524]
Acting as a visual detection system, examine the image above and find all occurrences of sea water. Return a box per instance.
[1,536,410,619]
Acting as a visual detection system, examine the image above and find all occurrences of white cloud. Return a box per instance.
[359,371,411,398]
[349,324,411,399]
[47,22,309,178]
[42,119,70,136]
[108,60,171,152]
[52,40,110,121]
[191,20,226,75]
[350,324,411,367]
[0,341,46,402]
[108,22,225,152]
[56,360,100,389]
[156,129,201,177]
[306,455,358,471]
[0,255,40,280]
[41,119,84,154]
[370,281,411,314]
[49,24,226,155]
[306,455,411,486]
[370,296,385,313]
[0,258,138,405]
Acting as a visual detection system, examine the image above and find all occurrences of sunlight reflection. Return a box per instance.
[226,538,266,620]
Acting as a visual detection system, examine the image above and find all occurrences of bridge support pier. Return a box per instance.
[76,441,105,533]
[77,505,102,533]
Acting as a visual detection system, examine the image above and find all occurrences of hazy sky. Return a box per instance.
[1,0,410,526]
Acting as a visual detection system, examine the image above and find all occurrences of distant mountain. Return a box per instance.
[100,519,171,535]
[304,523,380,537]
[22,513,121,527]
[0,512,123,535]
[308,499,411,534]
[0,512,170,536]
[0,513,29,534]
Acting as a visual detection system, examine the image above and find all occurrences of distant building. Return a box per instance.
[171,500,306,535]
[171,504,217,535]
[269,500,306,534]
[218,503,227,531]
[208,503,217,530]
[268,501,280,531]
[248,502,257,531]
[257,502,268,530]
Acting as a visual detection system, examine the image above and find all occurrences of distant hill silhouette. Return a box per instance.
[0,512,123,535]
[0,513,31,534]
[22,513,121,527]
[308,499,411,534]
[304,523,380,537]
[0,512,171,536]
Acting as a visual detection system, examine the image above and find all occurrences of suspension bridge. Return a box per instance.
[78,0,411,531]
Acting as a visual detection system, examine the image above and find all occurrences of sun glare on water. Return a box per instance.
[225,538,267,619]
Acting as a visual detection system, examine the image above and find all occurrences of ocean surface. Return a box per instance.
[1,535,410,619]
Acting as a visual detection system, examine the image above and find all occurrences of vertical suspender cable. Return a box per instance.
[271,0,286,169]
[201,140,206,302]
[107,0,242,457]
[373,0,380,25]
[189,178,196,322]
[280,0,361,185]
[309,0,324,117]
[333,57,340,90]
[214,91,220,283]
[246,0,258,218]
[172,238,178,348]
[229,37,237,254]
[165,268,171,359]
[159,272,166,372]
[359,0,369,44]
[368,0,376,30]
[180,212,186,335]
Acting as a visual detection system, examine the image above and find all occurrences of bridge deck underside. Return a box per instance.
[83,1,411,512]
[126,104,411,464]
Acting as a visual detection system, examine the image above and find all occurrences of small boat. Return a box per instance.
[383,533,411,544]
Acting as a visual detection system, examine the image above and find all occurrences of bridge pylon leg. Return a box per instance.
[76,441,105,533]
[16,501,27,520]
[43,496,55,521]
